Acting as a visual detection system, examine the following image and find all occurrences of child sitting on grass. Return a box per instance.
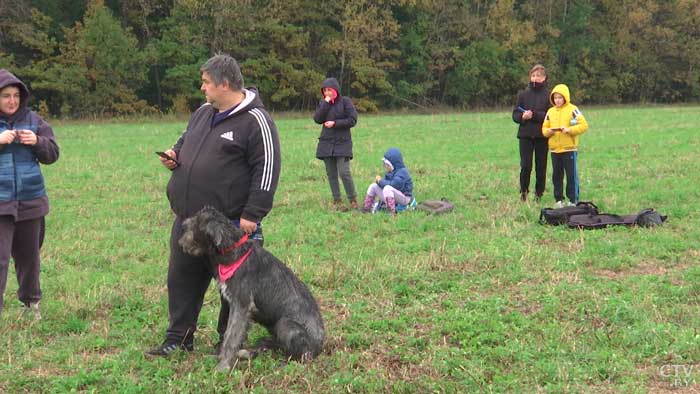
[362,147,415,215]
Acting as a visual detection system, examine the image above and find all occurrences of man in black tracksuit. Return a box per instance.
[512,64,551,202]
[147,54,281,356]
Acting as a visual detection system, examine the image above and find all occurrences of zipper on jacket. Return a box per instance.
[183,111,216,215]
[12,152,17,199]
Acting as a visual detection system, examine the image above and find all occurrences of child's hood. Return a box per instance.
[321,77,341,96]
[549,84,571,106]
[384,147,406,171]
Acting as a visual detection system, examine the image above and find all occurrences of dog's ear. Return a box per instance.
[204,221,225,247]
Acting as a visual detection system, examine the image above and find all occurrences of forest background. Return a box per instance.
[1,0,699,117]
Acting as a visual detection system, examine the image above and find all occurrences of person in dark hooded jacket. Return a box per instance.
[0,69,59,318]
[313,77,358,211]
[361,148,414,215]
[512,64,551,202]
[147,54,281,357]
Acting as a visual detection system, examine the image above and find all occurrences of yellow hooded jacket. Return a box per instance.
[542,84,588,153]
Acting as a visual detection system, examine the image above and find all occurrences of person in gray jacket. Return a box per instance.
[0,69,59,318]
[147,54,281,357]
[313,77,358,211]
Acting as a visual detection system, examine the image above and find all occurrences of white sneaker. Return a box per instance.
[554,201,565,209]
[566,201,576,207]
[21,302,41,320]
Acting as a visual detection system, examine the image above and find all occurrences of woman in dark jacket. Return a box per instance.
[313,77,358,211]
[0,69,59,318]
[512,64,551,202]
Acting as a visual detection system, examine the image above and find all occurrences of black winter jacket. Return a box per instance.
[313,78,357,159]
[512,82,551,139]
[167,88,281,223]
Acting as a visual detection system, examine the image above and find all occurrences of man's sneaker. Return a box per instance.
[554,200,565,209]
[567,201,576,207]
[21,302,41,320]
[145,340,194,357]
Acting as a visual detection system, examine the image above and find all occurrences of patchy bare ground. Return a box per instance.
[594,257,693,281]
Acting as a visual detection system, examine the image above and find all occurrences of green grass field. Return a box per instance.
[1,106,699,393]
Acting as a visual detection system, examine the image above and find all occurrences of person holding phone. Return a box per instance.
[0,69,59,318]
[148,54,281,357]
[512,64,551,202]
[542,84,589,208]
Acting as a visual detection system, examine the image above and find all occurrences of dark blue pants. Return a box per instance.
[551,151,579,203]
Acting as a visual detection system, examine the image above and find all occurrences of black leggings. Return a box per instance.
[519,138,549,196]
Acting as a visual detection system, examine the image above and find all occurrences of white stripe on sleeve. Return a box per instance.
[249,108,274,191]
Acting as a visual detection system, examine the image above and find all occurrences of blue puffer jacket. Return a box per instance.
[0,111,47,200]
[0,69,59,220]
[377,147,413,197]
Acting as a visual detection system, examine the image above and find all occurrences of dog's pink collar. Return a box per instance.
[218,233,249,255]
[218,248,252,282]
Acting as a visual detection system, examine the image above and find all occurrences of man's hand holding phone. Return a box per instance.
[156,150,179,169]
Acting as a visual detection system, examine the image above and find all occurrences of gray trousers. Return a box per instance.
[0,216,44,311]
[323,157,357,201]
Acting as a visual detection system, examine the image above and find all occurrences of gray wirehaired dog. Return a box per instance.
[178,206,325,371]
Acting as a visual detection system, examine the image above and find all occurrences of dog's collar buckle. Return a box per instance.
[218,233,249,255]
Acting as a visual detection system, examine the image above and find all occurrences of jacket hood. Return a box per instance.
[218,88,265,119]
[0,69,29,113]
[550,84,571,106]
[383,147,405,171]
[321,77,341,96]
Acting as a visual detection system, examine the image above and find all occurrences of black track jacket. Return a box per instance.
[167,88,281,223]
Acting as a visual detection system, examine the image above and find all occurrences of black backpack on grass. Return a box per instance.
[539,202,599,225]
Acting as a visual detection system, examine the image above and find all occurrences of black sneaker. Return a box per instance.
[145,340,194,357]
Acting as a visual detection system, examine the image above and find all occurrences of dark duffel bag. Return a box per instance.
[539,201,599,225]
[567,208,667,229]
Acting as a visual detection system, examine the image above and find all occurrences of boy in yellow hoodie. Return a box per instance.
[542,84,589,207]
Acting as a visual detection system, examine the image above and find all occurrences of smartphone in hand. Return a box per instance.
[155,151,180,165]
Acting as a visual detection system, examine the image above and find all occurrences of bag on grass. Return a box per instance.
[417,199,454,215]
[539,201,598,225]
[567,208,667,229]
[635,208,667,227]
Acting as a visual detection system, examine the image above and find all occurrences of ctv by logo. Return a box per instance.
[659,364,699,387]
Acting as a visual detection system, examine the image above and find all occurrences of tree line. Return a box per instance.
[1,0,698,117]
